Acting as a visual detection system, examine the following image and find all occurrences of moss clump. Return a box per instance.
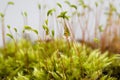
[0,39,120,80]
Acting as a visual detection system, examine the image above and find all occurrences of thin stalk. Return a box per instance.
[53,12,57,39]
[81,10,86,44]
[84,10,90,42]
[63,19,71,49]
[38,4,42,40]
[66,20,75,41]
[1,5,9,49]
[9,28,17,52]
[1,17,6,49]
[24,16,28,25]
[94,7,99,38]
[77,13,84,44]
[78,9,89,45]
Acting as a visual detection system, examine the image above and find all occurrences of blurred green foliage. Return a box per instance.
[0,39,120,80]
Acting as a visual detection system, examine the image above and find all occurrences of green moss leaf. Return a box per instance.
[93,38,99,43]
[42,25,49,35]
[47,8,56,16]
[95,2,98,7]
[8,1,14,5]
[32,29,38,35]
[64,26,70,37]
[6,33,14,39]
[70,5,77,10]
[22,30,25,33]
[98,25,104,32]
[38,4,41,10]
[64,0,71,6]
[7,25,11,29]
[57,11,69,20]
[24,25,32,30]
[51,30,54,37]
[45,19,48,25]
[57,3,62,8]
[14,28,17,32]
[21,11,27,17]
[78,0,84,5]
[109,3,116,12]
[0,12,4,18]
[42,25,47,30]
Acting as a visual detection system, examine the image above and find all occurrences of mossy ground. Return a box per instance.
[0,39,120,80]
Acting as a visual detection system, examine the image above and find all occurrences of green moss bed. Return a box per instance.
[0,39,120,80]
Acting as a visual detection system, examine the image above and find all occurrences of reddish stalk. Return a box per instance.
[1,18,6,49]
[1,5,9,49]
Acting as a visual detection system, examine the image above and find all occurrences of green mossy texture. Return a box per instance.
[0,39,120,80]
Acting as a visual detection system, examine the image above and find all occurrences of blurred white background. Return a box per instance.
[0,0,120,46]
